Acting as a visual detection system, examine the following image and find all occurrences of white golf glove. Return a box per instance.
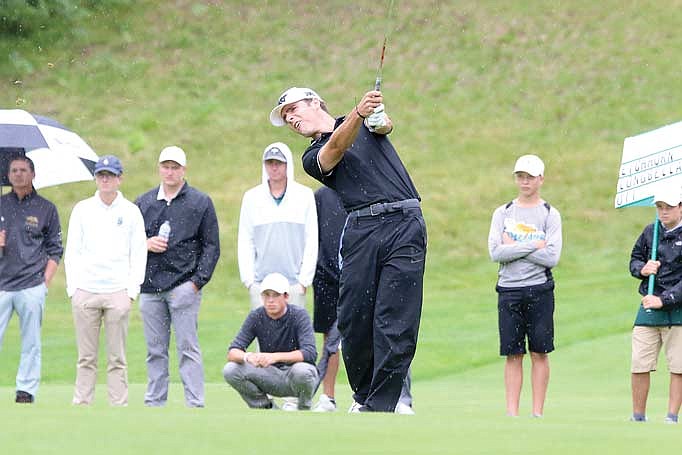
[366,104,387,131]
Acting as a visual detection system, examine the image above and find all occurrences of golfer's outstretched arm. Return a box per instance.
[318,90,383,172]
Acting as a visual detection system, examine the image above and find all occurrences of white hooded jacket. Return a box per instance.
[237,143,318,288]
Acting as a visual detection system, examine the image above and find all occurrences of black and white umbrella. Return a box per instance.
[0,109,98,188]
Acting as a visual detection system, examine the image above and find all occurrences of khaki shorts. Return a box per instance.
[631,325,682,374]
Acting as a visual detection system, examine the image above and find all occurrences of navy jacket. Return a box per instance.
[314,186,346,282]
[630,221,682,326]
[135,182,220,293]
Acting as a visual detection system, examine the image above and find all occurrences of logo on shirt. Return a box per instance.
[25,216,39,229]
[117,216,123,226]
[503,218,546,242]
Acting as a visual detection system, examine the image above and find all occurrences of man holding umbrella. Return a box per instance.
[0,155,63,404]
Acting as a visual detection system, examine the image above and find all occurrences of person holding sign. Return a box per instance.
[629,187,682,423]
[488,154,562,418]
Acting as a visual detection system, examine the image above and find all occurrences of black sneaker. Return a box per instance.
[15,390,34,403]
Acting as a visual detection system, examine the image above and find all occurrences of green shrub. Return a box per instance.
[0,0,130,36]
[0,0,133,79]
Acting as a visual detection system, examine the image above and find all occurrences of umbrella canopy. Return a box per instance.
[0,109,98,188]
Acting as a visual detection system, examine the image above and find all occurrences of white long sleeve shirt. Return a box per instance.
[65,191,148,300]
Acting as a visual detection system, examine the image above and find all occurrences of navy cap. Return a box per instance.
[95,155,123,176]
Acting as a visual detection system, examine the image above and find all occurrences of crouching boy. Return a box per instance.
[223,272,318,410]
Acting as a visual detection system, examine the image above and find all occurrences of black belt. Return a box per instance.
[352,198,420,217]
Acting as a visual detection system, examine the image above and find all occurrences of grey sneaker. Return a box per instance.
[281,401,298,412]
[348,401,363,413]
[395,402,415,415]
[312,394,337,412]
[281,397,298,409]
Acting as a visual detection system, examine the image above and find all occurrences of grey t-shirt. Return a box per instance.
[488,200,562,288]
[229,304,317,366]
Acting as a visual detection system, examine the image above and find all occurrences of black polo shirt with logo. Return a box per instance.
[0,190,63,291]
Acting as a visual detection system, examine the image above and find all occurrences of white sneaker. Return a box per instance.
[281,401,298,412]
[395,402,415,415]
[348,401,363,413]
[312,394,337,412]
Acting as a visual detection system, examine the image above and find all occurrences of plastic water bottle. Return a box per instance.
[158,220,171,241]
[0,216,4,258]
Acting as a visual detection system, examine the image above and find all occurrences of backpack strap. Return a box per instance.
[505,200,550,213]
[543,201,554,280]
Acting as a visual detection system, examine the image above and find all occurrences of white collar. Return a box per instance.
[156,182,185,203]
[95,190,122,208]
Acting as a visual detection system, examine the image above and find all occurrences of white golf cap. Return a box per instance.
[159,145,186,166]
[269,87,323,127]
[513,154,544,177]
[262,142,289,163]
[654,187,682,206]
[260,273,290,294]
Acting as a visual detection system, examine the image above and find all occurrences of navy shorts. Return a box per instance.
[313,269,339,334]
[496,280,555,356]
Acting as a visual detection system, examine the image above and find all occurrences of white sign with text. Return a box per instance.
[615,121,682,208]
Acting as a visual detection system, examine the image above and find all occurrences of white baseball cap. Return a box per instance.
[159,146,186,166]
[513,154,544,177]
[269,87,323,127]
[260,273,290,294]
[654,187,682,206]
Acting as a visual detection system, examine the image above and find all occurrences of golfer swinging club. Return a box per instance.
[270,87,427,413]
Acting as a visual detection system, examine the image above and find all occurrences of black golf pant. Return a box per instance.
[338,206,426,412]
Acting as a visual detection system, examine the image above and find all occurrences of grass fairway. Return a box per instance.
[2,0,682,452]
[1,333,677,455]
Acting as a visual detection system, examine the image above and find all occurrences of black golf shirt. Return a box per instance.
[0,190,63,291]
[302,117,420,212]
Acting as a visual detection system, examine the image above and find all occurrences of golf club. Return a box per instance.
[374,0,396,91]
